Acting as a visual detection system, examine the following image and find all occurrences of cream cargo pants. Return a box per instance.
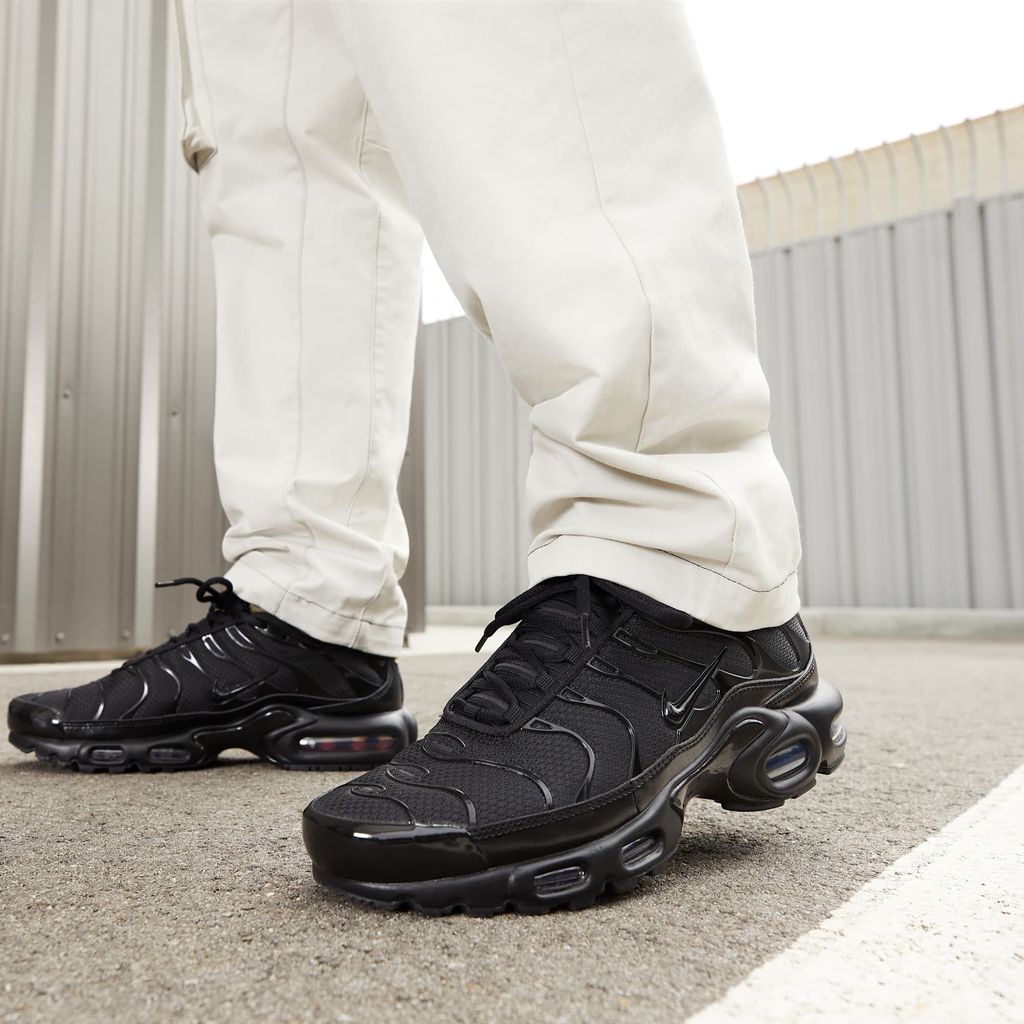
[174,0,803,658]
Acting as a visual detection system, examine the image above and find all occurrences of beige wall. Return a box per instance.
[738,106,1024,251]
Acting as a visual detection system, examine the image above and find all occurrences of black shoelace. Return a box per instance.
[123,575,259,668]
[451,575,597,727]
[451,575,698,727]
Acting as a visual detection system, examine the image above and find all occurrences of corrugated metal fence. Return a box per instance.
[424,189,1024,609]
[753,194,1024,611]
[2,1,1022,656]
[1,0,221,654]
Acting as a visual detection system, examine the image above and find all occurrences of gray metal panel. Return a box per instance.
[421,193,1024,613]
[786,238,856,607]
[149,0,225,640]
[0,0,230,654]
[752,251,803,506]
[421,317,530,607]
[0,0,426,654]
[423,320,449,606]
[0,0,42,649]
[397,318,427,636]
[2,0,1023,654]
[835,224,912,606]
[750,249,810,605]
[949,197,1011,606]
[13,0,59,651]
[479,328,530,601]
[983,193,1024,605]
[37,0,156,651]
[448,322,484,605]
[891,211,972,605]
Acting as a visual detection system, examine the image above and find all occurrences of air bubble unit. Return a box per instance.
[88,747,126,764]
[620,833,663,870]
[297,735,398,754]
[764,740,809,781]
[533,866,588,896]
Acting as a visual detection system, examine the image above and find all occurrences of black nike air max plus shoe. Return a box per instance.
[7,576,416,772]
[303,574,846,915]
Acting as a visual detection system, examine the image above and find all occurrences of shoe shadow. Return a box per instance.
[660,827,772,880]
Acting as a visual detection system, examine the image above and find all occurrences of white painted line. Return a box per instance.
[686,764,1024,1024]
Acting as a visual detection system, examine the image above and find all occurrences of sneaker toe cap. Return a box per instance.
[303,783,486,885]
[7,694,67,738]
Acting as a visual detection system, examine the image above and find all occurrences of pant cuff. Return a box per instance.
[226,558,405,658]
[528,535,800,632]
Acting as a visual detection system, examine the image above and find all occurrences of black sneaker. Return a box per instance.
[303,574,845,915]
[7,576,416,772]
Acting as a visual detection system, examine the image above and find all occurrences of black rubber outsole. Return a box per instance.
[307,678,846,916]
[315,865,660,918]
[8,702,418,773]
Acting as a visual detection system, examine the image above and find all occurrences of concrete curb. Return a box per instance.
[428,605,1024,641]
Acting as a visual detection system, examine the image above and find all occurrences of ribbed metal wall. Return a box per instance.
[0,0,429,657]
[0,0,223,656]
[422,190,1024,610]
[422,319,533,608]
[757,193,1024,609]
[2,1,1021,656]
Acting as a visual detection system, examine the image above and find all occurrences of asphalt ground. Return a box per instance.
[2,637,1023,1024]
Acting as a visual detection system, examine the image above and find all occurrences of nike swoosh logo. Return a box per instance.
[210,673,276,702]
[662,647,727,730]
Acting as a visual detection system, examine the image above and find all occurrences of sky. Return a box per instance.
[423,0,1024,321]
[687,0,1024,183]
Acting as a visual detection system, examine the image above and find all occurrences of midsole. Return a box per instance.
[12,702,417,768]
[15,691,402,742]
[311,776,683,907]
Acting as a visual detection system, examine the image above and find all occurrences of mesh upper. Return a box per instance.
[748,624,799,670]
[16,602,388,725]
[311,585,814,832]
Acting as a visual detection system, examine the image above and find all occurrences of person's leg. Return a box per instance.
[5,1,427,772]
[331,0,801,630]
[180,0,423,657]
[304,1,845,913]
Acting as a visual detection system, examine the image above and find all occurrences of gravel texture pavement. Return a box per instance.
[2,638,1023,1024]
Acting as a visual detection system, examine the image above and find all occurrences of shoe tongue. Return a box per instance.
[214,589,250,618]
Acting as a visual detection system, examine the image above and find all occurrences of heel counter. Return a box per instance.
[784,613,813,672]
[382,660,405,712]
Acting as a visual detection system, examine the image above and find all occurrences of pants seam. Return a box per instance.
[275,0,317,614]
[554,3,655,454]
[183,0,219,165]
[344,98,384,641]
[555,4,740,577]
[353,562,391,650]
[529,534,797,595]
[238,559,404,633]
